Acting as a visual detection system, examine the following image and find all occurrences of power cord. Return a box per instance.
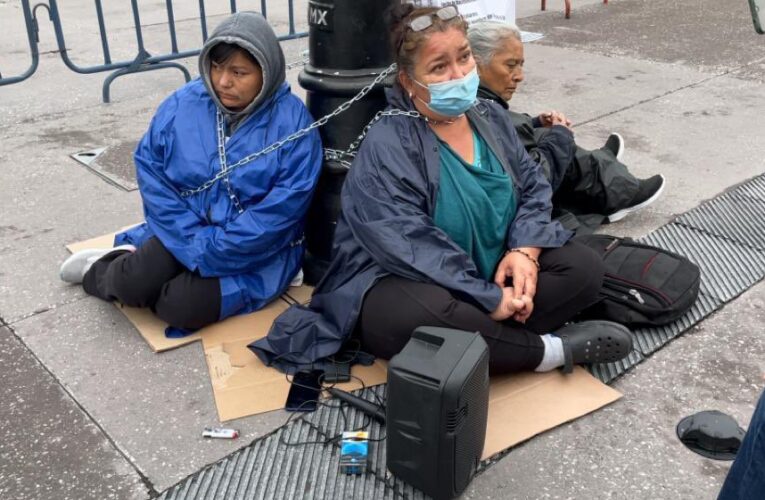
[279,371,387,447]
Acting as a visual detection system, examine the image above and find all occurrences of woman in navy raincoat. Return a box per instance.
[254,4,633,375]
[60,12,322,330]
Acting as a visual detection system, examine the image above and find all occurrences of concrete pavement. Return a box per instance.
[0,324,149,499]
[1,0,764,498]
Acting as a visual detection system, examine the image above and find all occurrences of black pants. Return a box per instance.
[357,241,604,375]
[82,237,221,330]
[556,145,641,215]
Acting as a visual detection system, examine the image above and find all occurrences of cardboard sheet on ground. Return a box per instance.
[200,299,389,420]
[200,308,620,428]
[481,368,621,459]
[67,231,389,418]
[68,232,621,452]
[68,229,202,351]
[67,230,314,353]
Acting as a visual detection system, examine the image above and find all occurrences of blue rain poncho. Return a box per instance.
[115,12,323,319]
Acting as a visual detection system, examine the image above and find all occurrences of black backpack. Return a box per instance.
[574,234,701,326]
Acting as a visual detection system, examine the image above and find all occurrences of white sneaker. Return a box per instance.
[59,245,136,284]
[290,268,304,287]
[604,132,625,161]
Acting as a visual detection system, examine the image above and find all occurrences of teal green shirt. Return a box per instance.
[433,130,516,281]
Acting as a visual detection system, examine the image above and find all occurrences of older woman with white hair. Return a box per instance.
[468,20,665,231]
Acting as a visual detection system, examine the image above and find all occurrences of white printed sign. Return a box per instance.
[415,0,516,24]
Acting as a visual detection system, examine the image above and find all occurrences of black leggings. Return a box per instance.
[82,237,221,330]
[357,241,604,375]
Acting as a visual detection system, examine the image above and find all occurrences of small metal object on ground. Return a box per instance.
[202,427,239,440]
[677,411,745,460]
[71,141,139,191]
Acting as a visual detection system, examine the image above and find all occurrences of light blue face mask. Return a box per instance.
[415,67,479,117]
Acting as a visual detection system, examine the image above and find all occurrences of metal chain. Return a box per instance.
[322,148,355,169]
[286,50,309,70]
[215,110,245,214]
[323,108,424,168]
[180,63,399,198]
[286,57,307,70]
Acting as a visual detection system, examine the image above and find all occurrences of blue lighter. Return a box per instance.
[339,431,369,475]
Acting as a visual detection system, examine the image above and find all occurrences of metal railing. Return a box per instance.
[0,0,307,102]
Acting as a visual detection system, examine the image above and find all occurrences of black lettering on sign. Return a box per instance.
[308,1,333,32]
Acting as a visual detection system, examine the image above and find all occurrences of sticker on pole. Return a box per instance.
[308,1,334,32]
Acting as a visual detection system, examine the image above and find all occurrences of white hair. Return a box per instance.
[467,20,522,65]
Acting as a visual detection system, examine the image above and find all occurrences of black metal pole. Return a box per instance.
[300,0,396,284]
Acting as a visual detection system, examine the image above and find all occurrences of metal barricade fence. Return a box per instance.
[0,0,307,102]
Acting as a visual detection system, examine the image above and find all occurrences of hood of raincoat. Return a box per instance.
[198,11,286,129]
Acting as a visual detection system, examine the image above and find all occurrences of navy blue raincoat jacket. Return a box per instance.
[115,80,323,320]
[251,86,571,371]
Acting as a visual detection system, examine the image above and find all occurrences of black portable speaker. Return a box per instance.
[386,327,490,500]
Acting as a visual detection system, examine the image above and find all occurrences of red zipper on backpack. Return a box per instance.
[641,254,658,278]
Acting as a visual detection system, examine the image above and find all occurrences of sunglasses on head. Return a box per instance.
[407,5,461,32]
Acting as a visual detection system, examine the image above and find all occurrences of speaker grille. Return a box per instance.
[446,404,468,432]
[453,351,490,492]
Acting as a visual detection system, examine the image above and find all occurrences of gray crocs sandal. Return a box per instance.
[553,320,633,373]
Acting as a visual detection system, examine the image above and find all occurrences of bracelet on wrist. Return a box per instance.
[508,248,540,271]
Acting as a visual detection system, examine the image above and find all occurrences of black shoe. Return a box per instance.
[607,174,666,223]
[603,132,624,160]
[553,320,633,373]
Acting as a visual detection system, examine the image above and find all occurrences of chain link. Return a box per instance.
[215,110,245,214]
[286,58,307,70]
[180,63,399,198]
[286,50,309,70]
[323,108,424,168]
[322,148,355,169]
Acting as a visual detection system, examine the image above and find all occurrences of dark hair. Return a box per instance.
[388,3,469,77]
[209,42,258,66]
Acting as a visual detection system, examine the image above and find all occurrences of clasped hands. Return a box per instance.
[489,248,540,323]
[538,110,572,130]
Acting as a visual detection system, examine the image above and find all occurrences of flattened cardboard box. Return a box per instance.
[68,229,201,351]
[67,230,389,419]
[200,299,388,420]
[67,228,317,352]
[481,368,621,459]
[69,231,622,457]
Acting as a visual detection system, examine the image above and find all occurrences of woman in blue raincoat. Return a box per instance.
[253,4,633,375]
[60,12,322,330]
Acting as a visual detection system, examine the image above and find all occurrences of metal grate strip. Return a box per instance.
[639,223,765,303]
[587,349,644,384]
[676,193,765,251]
[300,385,431,499]
[729,173,765,202]
[632,291,722,356]
[156,421,389,500]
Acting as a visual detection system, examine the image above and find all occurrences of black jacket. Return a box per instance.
[477,86,574,191]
